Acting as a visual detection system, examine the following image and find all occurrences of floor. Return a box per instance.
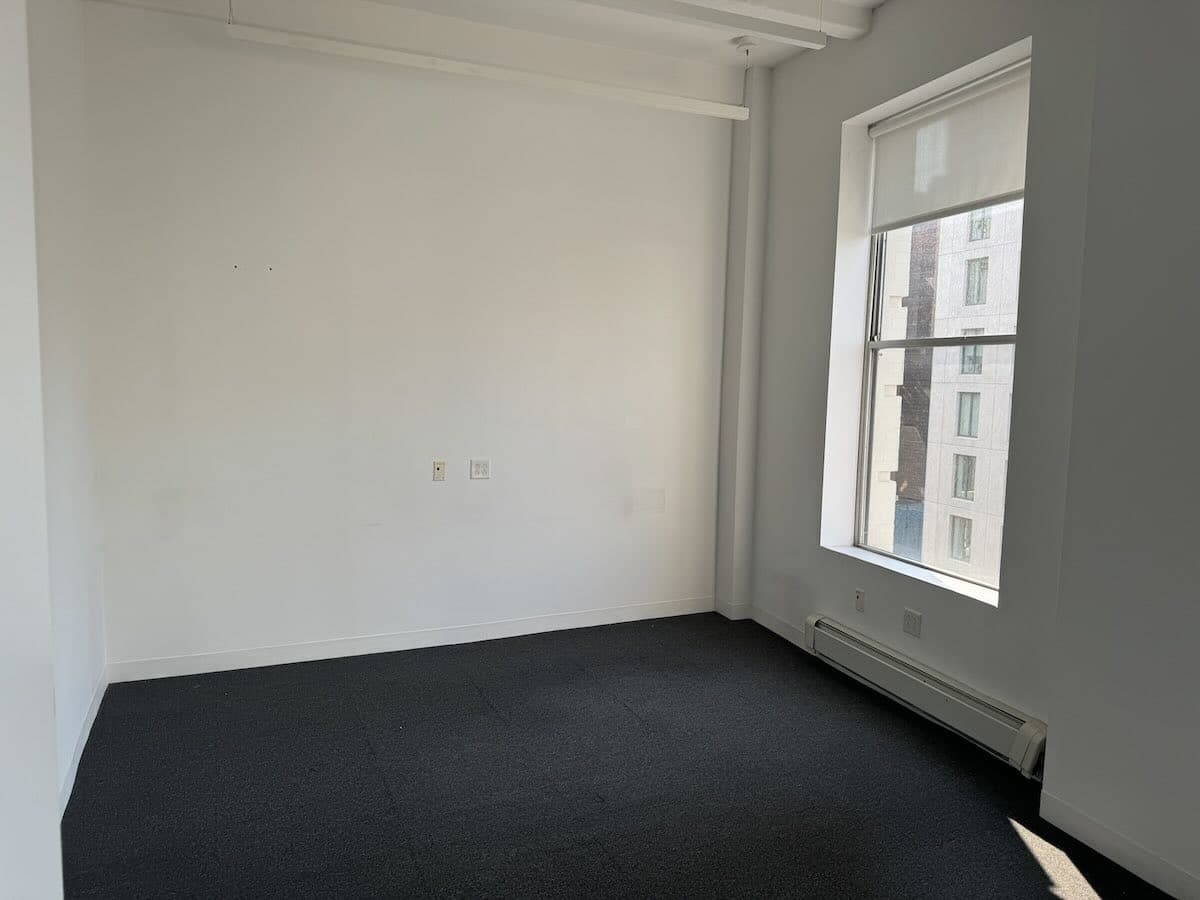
[62,614,1165,899]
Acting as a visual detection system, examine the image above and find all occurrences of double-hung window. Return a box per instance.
[855,60,1028,589]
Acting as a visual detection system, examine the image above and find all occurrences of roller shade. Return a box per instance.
[870,61,1030,232]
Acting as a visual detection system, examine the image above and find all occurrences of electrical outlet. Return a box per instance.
[432,460,446,482]
[903,608,922,638]
[854,590,865,613]
[469,458,491,480]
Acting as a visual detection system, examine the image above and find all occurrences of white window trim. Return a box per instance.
[818,36,1031,606]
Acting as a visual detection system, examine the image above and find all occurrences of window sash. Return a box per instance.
[864,226,1017,350]
[868,334,1015,351]
[854,232,1012,591]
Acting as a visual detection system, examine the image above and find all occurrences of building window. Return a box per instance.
[851,56,1029,591]
[969,208,992,241]
[957,392,981,437]
[950,516,973,562]
[965,257,989,306]
[953,454,976,500]
[961,328,984,374]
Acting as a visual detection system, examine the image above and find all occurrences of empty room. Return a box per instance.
[3,0,1197,897]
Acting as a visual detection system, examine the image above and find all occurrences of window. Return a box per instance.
[953,454,976,500]
[965,257,989,306]
[957,392,981,437]
[950,516,973,562]
[969,208,992,241]
[961,328,984,374]
[852,56,1029,591]
[857,202,1020,588]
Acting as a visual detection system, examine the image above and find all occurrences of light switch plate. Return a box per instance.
[855,590,865,613]
[469,459,491,480]
[432,460,446,482]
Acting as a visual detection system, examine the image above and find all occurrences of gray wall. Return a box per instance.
[754,0,1067,718]
[0,0,66,892]
[756,0,1197,891]
[28,0,110,804]
[1041,1,1200,893]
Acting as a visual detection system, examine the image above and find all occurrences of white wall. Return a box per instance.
[0,0,66,892]
[1040,1,1200,894]
[84,4,729,674]
[27,0,110,805]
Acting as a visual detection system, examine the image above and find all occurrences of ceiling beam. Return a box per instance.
[85,0,744,107]
[227,23,750,120]
[684,1,874,40]
[575,0,828,50]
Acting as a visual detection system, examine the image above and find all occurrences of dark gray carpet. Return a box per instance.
[62,614,1164,898]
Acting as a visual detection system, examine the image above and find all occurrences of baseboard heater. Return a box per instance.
[803,616,1046,777]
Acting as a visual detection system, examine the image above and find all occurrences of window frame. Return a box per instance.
[853,205,1019,590]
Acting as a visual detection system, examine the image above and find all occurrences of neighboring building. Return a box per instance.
[920,200,1021,585]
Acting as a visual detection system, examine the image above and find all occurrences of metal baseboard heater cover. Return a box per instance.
[803,615,1046,777]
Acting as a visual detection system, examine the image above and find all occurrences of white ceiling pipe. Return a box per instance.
[226,23,750,120]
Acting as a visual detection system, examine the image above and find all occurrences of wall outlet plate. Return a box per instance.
[432,460,447,482]
[855,589,865,613]
[469,458,491,480]
[903,608,922,638]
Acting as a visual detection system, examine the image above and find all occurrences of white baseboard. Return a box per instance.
[716,601,753,621]
[59,671,108,816]
[1040,790,1199,899]
[108,596,715,683]
[751,606,807,650]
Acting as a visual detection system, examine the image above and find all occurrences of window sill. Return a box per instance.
[823,544,999,607]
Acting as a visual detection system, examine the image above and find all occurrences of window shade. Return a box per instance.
[870,61,1030,232]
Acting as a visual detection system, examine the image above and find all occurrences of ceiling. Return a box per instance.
[366,0,888,68]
